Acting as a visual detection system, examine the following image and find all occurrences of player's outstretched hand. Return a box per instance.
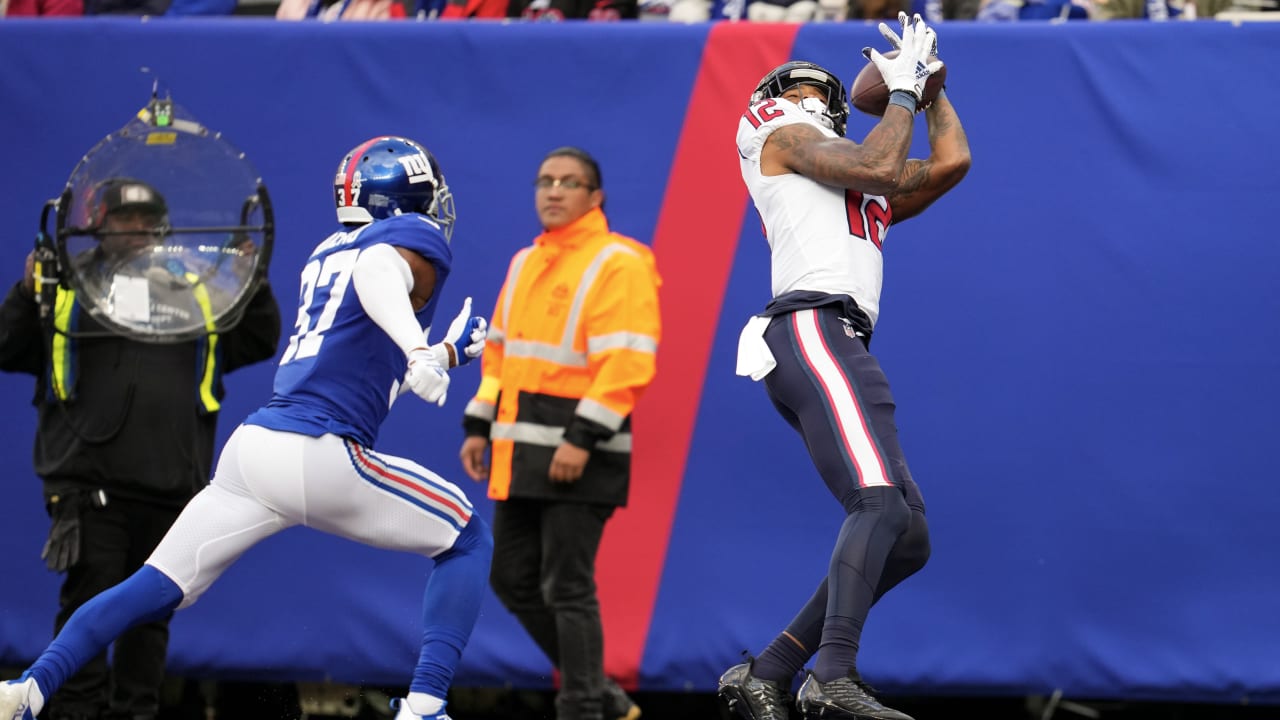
[434,297,487,368]
[878,11,938,58]
[406,347,450,406]
[861,13,943,102]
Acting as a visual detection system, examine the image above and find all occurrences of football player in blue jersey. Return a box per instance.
[0,136,492,720]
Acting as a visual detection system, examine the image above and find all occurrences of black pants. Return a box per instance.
[48,495,180,720]
[489,498,614,720]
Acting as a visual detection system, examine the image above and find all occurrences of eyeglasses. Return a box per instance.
[533,176,595,191]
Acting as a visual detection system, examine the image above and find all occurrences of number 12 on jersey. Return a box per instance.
[743,99,784,129]
[846,190,891,250]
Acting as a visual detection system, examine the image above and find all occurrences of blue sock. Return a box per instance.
[411,516,493,698]
[813,487,910,683]
[28,565,183,699]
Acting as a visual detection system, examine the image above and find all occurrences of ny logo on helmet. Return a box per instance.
[398,154,434,185]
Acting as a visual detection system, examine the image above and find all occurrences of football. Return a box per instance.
[850,51,946,117]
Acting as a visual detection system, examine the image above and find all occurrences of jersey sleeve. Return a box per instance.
[367,214,453,276]
[736,98,824,163]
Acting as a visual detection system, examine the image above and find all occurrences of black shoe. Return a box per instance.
[602,679,641,720]
[717,661,792,720]
[795,672,913,720]
[555,690,603,720]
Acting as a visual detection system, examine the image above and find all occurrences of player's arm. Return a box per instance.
[761,110,916,196]
[351,243,451,405]
[399,247,438,311]
[351,243,435,351]
[886,92,971,224]
[761,14,942,193]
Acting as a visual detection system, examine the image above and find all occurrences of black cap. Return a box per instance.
[94,178,168,226]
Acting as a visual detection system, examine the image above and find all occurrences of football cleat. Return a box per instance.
[389,697,451,720]
[795,671,913,720]
[718,661,793,720]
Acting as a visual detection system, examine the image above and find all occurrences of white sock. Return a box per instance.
[405,692,444,715]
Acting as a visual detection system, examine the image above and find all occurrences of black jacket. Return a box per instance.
[0,280,281,508]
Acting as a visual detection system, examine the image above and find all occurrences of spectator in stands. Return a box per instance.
[71,0,239,14]
[324,0,398,16]
[1088,0,1200,18]
[742,0,850,23]
[508,0,635,20]
[2,0,225,13]
[913,0,981,19]
[664,0,739,21]
[849,0,906,18]
[162,0,238,12]
[3,0,82,15]
[276,0,411,19]
[976,0,1090,19]
[432,0,506,18]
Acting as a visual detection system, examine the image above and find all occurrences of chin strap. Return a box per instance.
[797,97,836,133]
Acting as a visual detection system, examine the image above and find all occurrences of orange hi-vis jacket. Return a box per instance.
[464,208,661,505]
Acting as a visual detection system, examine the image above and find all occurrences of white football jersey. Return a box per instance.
[737,97,892,328]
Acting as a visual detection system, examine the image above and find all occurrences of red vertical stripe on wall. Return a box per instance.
[595,22,799,690]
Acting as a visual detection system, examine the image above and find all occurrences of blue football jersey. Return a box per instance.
[245,214,452,446]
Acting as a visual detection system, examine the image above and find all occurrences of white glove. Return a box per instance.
[861,12,943,102]
[405,347,450,406]
[426,297,488,369]
[878,11,938,58]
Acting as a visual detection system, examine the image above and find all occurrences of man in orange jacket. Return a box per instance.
[460,147,660,720]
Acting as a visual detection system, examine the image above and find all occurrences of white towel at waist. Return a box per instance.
[735,315,776,381]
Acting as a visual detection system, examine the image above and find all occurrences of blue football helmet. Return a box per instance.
[333,136,456,240]
[751,61,850,138]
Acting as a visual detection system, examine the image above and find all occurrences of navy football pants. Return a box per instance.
[760,306,929,682]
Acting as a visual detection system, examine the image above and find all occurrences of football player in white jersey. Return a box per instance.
[0,136,493,720]
[719,13,971,720]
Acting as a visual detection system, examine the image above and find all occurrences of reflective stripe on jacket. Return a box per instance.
[49,282,223,414]
[465,207,661,504]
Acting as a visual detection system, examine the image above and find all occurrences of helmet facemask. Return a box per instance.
[425,180,456,242]
[751,61,851,138]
